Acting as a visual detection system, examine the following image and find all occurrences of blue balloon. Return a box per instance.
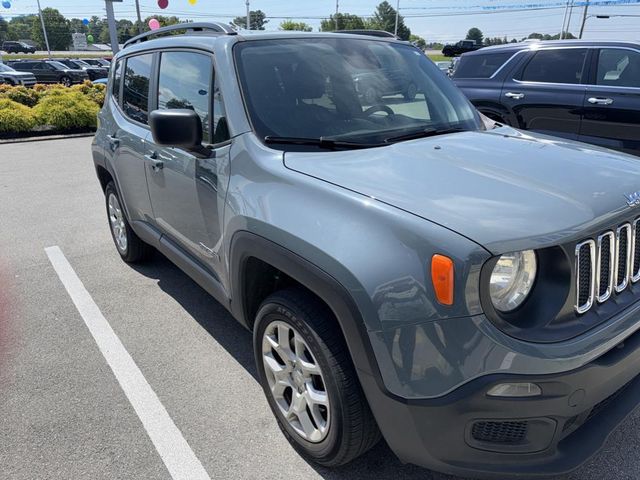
[82,18,90,25]
[1,1,11,9]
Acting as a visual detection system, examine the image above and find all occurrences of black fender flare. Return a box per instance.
[229,231,391,393]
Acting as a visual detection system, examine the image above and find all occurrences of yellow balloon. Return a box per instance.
[188,0,197,4]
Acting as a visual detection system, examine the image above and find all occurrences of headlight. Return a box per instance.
[489,250,537,312]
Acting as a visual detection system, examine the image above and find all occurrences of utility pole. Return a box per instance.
[394,0,400,37]
[135,0,143,34]
[559,0,570,39]
[335,0,339,31]
[566,0,575,37]
[579,0,590,38]
[246,0,250,30]
[36,0,51,58]
[105,0,119,54]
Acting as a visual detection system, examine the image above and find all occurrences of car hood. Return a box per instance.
[283,127,640,254]
[3,71,34,78]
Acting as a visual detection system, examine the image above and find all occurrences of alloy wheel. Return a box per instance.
[262,320,330,443]
[108,193,128,253]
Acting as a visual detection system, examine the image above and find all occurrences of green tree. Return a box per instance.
[0,16,8,44]
[409,34,426,50]
[466,27,483,44]
[7,15,37,42]
[279,20,312,32]
[31,8,71,50]
[319,13,366,31]
[368,1,410,40]
[232,10,268,30]
[69,18,88,34]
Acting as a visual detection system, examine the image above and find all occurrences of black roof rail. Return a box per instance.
[123,22,237,49]
[334,29,398,39]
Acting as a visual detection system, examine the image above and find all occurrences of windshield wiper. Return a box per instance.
[264,136,383,150]
[383,127,467,144]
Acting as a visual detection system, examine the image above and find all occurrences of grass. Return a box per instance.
[1,53,111,60]
[427,54,452,62]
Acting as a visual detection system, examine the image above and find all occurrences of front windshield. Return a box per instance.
[0,64,15,72]
[234,38,481,147]
[48,61,70,71]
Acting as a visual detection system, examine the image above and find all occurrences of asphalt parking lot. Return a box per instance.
[1,137,639,480]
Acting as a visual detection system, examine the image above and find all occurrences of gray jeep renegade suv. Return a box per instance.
[92,23,640,478]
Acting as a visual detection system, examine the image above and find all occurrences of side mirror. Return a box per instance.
[149,109,203,149]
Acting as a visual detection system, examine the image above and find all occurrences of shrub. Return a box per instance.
[1,85,39,107]
[71,81,106,106]
[33,91,99,130]
[0,99,37,132]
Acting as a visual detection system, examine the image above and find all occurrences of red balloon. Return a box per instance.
[157,0,168,9]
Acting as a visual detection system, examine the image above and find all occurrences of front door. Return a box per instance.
[32,62,56,83]
[580,47,640,156]
[145,50,231,272]
[501,48,589,140]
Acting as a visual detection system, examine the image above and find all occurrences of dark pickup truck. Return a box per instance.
[442,39,483,57]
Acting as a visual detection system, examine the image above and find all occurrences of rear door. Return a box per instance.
[579,47,640,155]
[145,50,231,273]
[501,47,589,140]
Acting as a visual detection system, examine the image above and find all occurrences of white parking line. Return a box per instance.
[45,246,211,480]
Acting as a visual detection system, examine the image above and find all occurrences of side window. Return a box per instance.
[596,49,640,88]
[453,52,513,79]
[112,59,122,102]
[521,49,588,84]
[158,51,213,143]
[123,54,153,124]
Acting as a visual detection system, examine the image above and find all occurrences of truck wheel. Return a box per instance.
[104,182,153,263]
[404,83,417,101]
[254,288,381,466]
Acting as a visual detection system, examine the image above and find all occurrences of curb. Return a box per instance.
[0,132,95,145]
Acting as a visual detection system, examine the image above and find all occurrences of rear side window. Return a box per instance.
[521,48,587,84]
[123,54,153,124]
[453,52,513,79]
[112,59,122,101]
[596,48,640,88]
[158,51,212,143]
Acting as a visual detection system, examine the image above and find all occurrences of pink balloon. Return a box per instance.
[157,0,168,9]
[148,19,161,30]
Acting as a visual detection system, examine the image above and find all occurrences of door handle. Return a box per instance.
[106,134,120,149]
[505,92,525,100]
[588,97,614,105]
[145,152,164,171]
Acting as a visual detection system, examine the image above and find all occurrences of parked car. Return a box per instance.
[94,23,640,479]
[452,40,640,156]
[434,60,451,73]
[80,57,111,70]
[0,62,37,86]
[442,39,483,57]
[1,41,36,54]
[448,57,460,77]
[350,43,418,102]
[5,59,88,86]
[57,58,108,80]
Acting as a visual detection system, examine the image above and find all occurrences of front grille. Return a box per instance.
[471,420,528,444]
[575,219,640,314]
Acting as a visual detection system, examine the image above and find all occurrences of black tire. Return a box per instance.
[104,182,153,263]
[363,86,379,105]
[60,76,72,87]
[254,287,381,467]
[404,82,417,101]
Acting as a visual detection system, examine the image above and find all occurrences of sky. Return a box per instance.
[1,0,640,43]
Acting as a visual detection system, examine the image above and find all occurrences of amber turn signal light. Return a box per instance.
[431,254,454,305]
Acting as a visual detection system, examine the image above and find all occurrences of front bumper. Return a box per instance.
[362,324,640,478]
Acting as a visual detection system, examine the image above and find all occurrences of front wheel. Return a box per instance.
[105,182,153,263]
[254,288,380,466]
[404,83,418,101]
